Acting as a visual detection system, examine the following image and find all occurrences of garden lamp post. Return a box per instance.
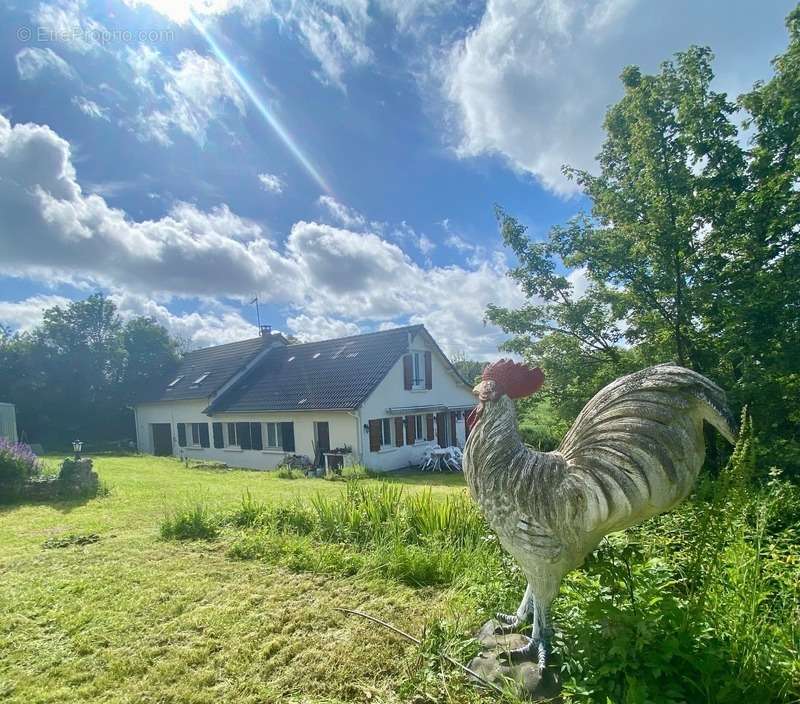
[72,439,83,460]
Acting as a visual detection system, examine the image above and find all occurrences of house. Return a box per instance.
[133,325,476,471]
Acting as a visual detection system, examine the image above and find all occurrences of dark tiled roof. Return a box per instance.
[139,336,271,402]
[208,325,425,413]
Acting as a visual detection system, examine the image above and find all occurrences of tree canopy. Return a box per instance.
[488,9,800,472]
[0,295,179,449]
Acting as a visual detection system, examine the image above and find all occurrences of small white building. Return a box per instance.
[133,325,475,471]
[0,403,17,443]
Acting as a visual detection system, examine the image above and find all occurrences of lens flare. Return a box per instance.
[189,13,332,194]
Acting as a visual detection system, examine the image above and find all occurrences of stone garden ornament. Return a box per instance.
[463,362,736,671]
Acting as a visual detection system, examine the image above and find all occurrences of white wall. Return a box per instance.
[358,330,475,471]
[134,400,358,470]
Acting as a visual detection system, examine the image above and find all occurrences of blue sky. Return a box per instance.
[0,0,795,357]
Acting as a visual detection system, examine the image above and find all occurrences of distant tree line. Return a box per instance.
[488,8,800,473]
[0,295,179,450]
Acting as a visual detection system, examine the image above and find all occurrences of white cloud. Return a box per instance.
[71,96,109,120]
[442,0,794,195]
[33,0,106,53]
[0,295,72,331]
[121,0,450,90]
[127,48,245,146]
[445,233,475,253]
[567,266,589,299]
[0,114,523,358]
[0,115,297,299]
[15,48,75,80]
[108,292,258,349]
[258,172,285,194]
[122,0,263,24]
[285,314,361,341]
[317,195,367,229]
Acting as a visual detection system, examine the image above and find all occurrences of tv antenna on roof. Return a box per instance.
[250,295,262,329]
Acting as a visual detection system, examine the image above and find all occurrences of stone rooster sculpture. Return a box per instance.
[463,361,736,670]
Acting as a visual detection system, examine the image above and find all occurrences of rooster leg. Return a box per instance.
[499,597,552,669]
[493,584,534,634]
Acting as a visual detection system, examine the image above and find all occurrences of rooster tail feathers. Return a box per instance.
[558,364,737,526]
[651,363,737,444]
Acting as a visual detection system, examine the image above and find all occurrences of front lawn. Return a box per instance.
[1,454,797,704]
[0,455,472,704]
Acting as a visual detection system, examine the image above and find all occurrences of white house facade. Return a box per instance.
[133,325,476,472]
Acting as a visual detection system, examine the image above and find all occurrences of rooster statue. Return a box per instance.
[463,361,736,670]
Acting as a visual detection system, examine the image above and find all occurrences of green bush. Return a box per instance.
[160,501,219,540]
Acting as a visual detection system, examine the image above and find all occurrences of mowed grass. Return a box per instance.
[0,455,474,704]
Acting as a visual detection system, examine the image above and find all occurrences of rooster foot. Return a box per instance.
[498,634,549,670]
[493,613,528,634]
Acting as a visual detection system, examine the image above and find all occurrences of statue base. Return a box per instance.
[467,619,562,701]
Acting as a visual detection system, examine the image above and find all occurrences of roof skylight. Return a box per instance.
[287,356,295,362]
[192,372,210,385]
[167,375,184,388]
[313,352,320,359]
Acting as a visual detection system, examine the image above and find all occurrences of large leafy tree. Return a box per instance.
[488,16,800,471]
[0,295,180,448]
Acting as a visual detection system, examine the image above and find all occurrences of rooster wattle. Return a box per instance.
[462,361,737,669]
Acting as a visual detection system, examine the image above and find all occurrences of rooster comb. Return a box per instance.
[482,359,544,399]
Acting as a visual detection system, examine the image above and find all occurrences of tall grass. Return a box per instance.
[226,483,497,588]
[160,501,219,540]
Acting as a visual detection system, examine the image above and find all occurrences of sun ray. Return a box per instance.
[189,13,332,195]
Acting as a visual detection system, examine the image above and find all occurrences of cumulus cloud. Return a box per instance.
[108,292,258,349]
[0,115,297,299]
[258,172,285,194]
[127,48,245,146]
[0,114,523,358]
[0,295,72,331]
[285,314,361,341]
[71,96,109,120]
[442,0,792,195]
[15,48,75,80]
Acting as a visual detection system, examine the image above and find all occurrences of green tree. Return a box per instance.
[726,7,800,468]
[0,295,179,448]
[121,317,180,401]
[488,21,799,471]
[450,352,486,385]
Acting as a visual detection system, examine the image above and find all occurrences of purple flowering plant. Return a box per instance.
[0,438,42,488]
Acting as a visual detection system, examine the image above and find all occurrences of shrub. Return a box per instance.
[160,501,218,540]
[0,439,42,498]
